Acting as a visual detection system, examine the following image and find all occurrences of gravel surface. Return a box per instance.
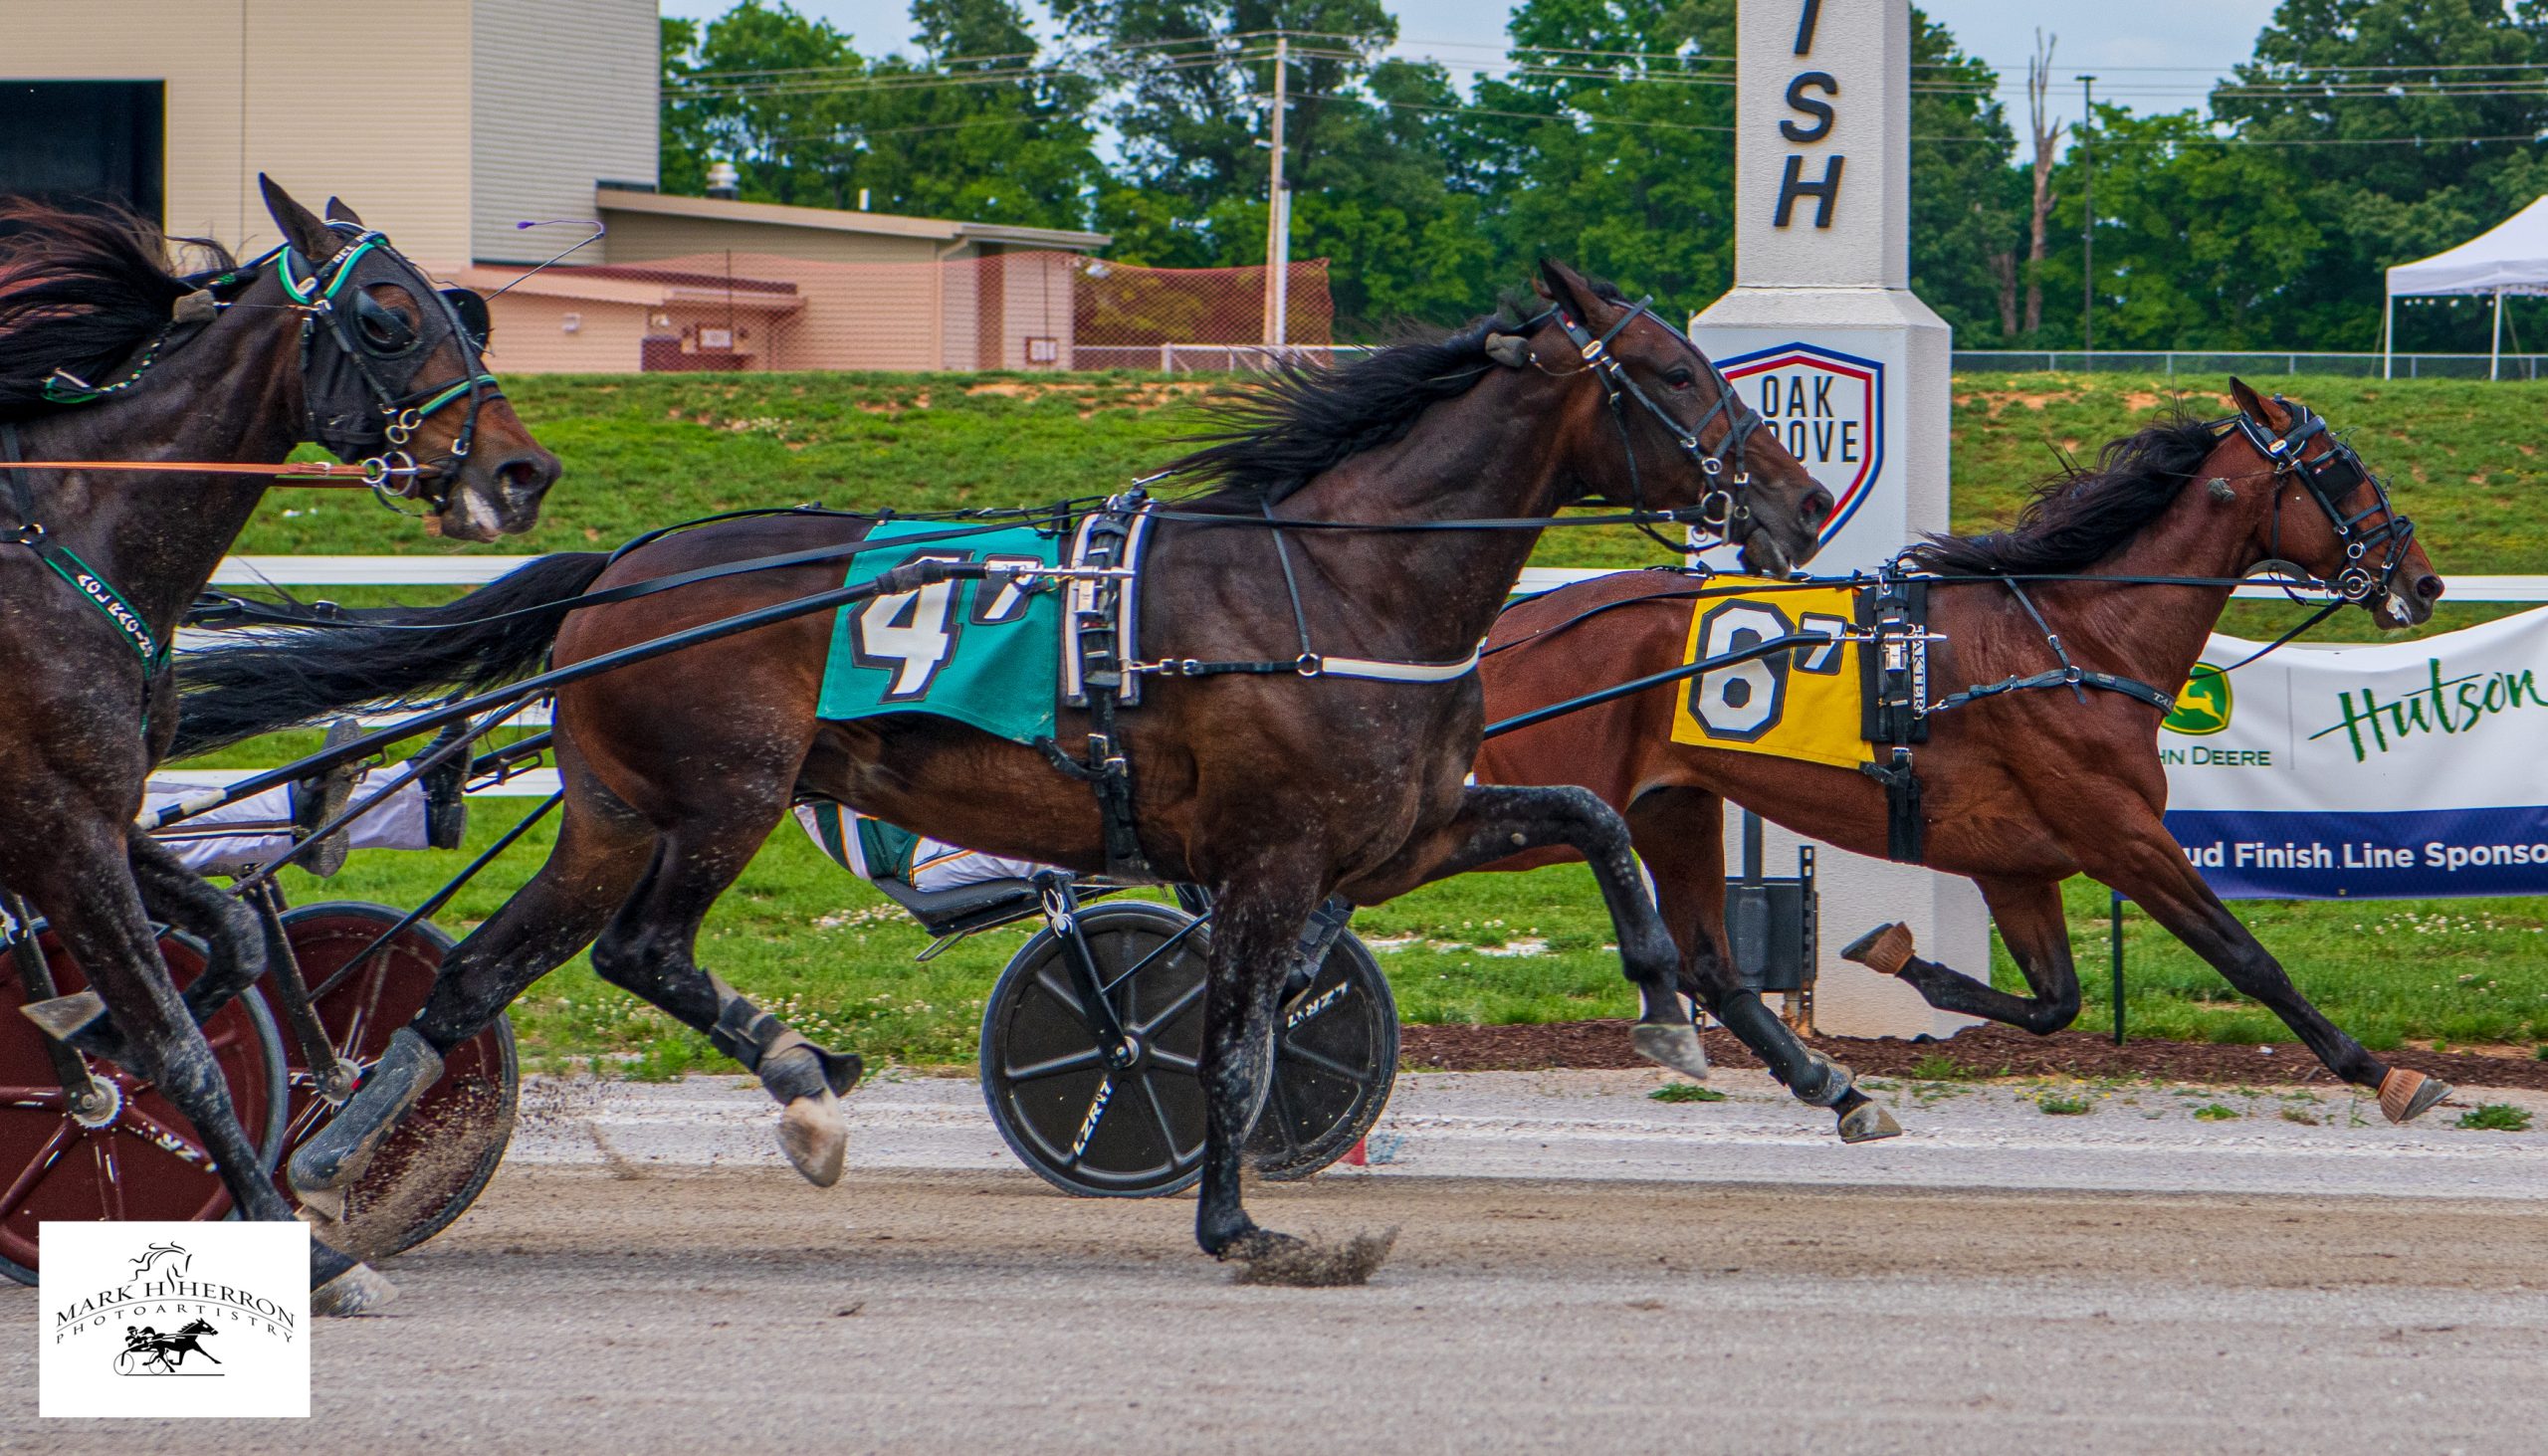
[6,1070,2543,1453]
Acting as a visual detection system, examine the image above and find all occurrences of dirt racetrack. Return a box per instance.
[7,1072,2545,1453]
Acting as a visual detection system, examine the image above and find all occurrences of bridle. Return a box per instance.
[1531,297,1767,553]
[2222,395,2415,607]
[274,221,502,513]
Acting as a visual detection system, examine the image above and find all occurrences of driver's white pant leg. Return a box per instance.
[911,841,1052,892]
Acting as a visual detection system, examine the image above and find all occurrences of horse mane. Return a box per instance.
[1159,274,1630,509]
[0,198,234,417]
[1907,410,2225,575]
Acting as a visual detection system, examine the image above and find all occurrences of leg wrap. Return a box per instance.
[290,1028,444,1196]
[706,973,862,1104]
[1716,991,1852,1106]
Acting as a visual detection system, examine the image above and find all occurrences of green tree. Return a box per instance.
[1906,10,2024,343]
[2035,104,2322,349]
[660,1,1099,230]
[1468,0,1740,312]
[2211,0,2548,348]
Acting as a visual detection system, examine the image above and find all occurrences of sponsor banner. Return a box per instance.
[2159,604,2548,900]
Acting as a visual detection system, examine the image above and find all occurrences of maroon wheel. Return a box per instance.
[0,925,290,1285]
[273,902,518,1260]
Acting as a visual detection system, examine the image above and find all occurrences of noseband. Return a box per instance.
[1520,298,1766,553]
[276,223,502,513]
[2223,397,2415,604]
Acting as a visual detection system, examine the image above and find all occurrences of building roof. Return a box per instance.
[593,187,1112,253]
[445,263,804,312]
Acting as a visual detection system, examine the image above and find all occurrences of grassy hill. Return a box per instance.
[215,371,2548,1068]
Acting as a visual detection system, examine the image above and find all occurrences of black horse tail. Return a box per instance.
[170,552,612,758]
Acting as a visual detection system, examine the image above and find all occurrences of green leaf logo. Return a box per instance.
[2164,664,2231,736]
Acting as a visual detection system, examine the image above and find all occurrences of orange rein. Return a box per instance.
[2,460,383,489]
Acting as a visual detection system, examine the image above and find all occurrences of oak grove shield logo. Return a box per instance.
[2164,664,2232,735]
[1711,342,1885,545]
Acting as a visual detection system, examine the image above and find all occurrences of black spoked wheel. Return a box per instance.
[978,901,1398,1197]
[1248,930,1397,1182]
[980,902,1212,1197]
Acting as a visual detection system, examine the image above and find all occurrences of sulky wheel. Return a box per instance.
[977,901,1398,1198]
[0,925,290,1286]
[272,902,519,1261]
[1247,928,1397,1182]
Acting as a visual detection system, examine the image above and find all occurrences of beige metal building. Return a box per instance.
[2,0,1114,371]
[2,0,659,266]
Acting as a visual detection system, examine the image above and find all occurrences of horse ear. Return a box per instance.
[323,196,365,227]
[1536,258,1588,313]
[259,175,335,260]
[2227,377,2287,431]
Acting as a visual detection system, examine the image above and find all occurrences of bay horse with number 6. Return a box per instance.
[1473,381,2452,1125]
[167,262,1840,1274]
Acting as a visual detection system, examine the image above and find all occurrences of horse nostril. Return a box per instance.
[1803,487,1833,525]
[2415,574,2444,601]
[495,452,559,498]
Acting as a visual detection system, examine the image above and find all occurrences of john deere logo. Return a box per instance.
[2165,665,2231,735]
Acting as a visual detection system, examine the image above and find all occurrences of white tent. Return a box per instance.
[2385,195,2548,379]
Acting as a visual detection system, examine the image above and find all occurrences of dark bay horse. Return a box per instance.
[0,181,559,1311]
[168,262,1833,1270]
[1474,382,2453,1125]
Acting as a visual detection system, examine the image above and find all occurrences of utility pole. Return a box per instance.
[1263,35,1290,354]
[2077,74,2096,359]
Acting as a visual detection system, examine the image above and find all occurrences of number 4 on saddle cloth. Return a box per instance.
[815,520,1068,742]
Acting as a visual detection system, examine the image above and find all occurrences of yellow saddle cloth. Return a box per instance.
[1665,577,1870,770]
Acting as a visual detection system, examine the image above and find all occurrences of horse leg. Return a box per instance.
[2090,817,2443,1121]
[1626,788,1897,1143]
[17,834,276,1062]
[1194,869,1324,1261]
[1840,875,2083,1035]
[14,836,391,1314]
[584,808,863,1187]
[1362,783,1708,1076]
[288,784,653,1218]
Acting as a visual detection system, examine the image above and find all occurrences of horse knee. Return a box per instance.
[2019,987,2081,1036]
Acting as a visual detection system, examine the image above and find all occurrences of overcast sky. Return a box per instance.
[662,1,2287,127]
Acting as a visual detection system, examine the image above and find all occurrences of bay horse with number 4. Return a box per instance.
[167,262,1840,1274]
[0,180,559,1312]
[1473,381,2453,1126]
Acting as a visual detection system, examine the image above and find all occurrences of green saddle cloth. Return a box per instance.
[814,520,1065,744]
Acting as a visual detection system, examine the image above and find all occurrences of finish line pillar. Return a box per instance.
[1692,0,1984,1039]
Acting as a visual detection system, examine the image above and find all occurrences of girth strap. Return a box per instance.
[1929,667,2178,717]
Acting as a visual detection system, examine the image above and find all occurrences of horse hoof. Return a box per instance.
[1838,1103,1902,1144]
[312,1261,399,1318]
[2378,1068,2451,1124]
[777,1091,846,1187]
[295,1186,348,1228]
[1839,923,1915,976]
[1631,1022,1710,1079]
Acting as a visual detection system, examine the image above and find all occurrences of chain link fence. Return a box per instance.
[1954,349,2548,380]
[457,251,1333,375]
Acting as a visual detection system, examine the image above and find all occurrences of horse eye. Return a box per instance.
[1663,367,1695,390]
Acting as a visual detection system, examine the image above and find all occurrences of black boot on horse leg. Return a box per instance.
[700,971,861,1185]
[1192,877,1321,1264]
[583,810,863,1186]
[1624,786,1894,1143]
[1841,878,2083,1037]
[1370,785,1709,1077]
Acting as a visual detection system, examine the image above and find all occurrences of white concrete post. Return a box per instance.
[1691,0,1986,1039]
